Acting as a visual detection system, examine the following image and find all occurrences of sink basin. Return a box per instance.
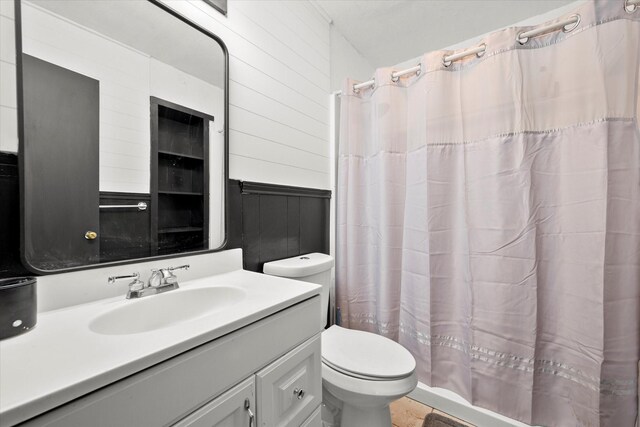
[89,287,246,335]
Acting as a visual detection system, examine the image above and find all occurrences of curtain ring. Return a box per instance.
[476,43,487,58]
[517,32,529,45]
[391,74,399,83]
[416,63,422,76]
[625,0,638,13]
[562,14,580,32]
[442,55,452,68]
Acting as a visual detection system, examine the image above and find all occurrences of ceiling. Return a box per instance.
[314,0,580,68]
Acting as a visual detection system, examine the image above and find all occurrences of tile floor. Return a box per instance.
[390,397,476,427]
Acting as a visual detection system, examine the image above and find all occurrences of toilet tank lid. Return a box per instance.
[263,253,334,278]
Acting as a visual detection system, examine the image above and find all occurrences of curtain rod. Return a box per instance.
[340,39,488,95]
[347,63,423,94]
[516,14,580,44]
[337,2,634,96]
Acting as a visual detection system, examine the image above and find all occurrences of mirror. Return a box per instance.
[17,0,228,272]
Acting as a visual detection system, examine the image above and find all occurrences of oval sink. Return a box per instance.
[89,287,246,335]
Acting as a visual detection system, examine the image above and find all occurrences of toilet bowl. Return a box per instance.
[263,254,417,427]
[321,325,417,427]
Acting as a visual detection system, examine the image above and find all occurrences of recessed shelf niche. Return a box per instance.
[151,97,212,255]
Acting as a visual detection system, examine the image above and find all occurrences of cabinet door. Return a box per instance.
[173,377,255,427]
[300,407,321,427]
[256,335,321,427]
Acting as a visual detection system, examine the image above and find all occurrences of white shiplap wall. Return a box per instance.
[0,1,17,154]
[1,0,352,190]
[21,2,151,194]
[12,2,227,196]
[161,0,333,189]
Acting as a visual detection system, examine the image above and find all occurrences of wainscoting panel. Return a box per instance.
[240,192,260,272]
[286,197,300,257]
[299,197,330,256]
[232,180,330,272]
[99,192,152,263]
[0,175,329,277]
[0,152,29,278]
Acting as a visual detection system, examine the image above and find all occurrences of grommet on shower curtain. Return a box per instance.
[517,32,530,45]
[517,14,581,45]
[475,43,487,58]
[352,77,375,94]
[391,63,422,83]
[625,0,638,13]
[442,44,486,67]
[562,14,581,32]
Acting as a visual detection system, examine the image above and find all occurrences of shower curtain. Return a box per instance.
[336,1,640,426]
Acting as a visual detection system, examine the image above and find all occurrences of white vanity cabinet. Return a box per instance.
[173,377,256,427]
[17,296,322,427]
[174,335,322,427]
[256,334,322,426]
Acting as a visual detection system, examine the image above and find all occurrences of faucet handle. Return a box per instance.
[108,272,144,291]
[148,269,165,288]
[165,265,189,285]
[168,264,190,273]
[108,272,139,284]
[148,265,189,288]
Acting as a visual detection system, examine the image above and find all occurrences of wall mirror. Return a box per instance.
[16,0,228,273]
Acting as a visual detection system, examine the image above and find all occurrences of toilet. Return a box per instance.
[263,253,417,427]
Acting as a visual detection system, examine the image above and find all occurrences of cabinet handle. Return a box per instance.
[244,398,254,427]
[85,231,98,240]
[293,388,305,400]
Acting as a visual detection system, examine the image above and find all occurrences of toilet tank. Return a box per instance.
[263,253,334,327]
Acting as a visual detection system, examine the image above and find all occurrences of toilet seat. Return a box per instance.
[321,325,416,380]
[321,362,418,407]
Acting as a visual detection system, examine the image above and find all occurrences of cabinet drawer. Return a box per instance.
[300,407,321,427]
[256,335,321,427]
[173,377,255,427]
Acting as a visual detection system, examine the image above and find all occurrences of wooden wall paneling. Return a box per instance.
[0,153,29,278]
[99,192,152,263]
[241,193,260,272]
[286,196,300,257]
[258,195,288,267]
[299,197,329,255]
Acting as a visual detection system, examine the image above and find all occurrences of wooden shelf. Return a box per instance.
[158,190,204,196]
[158,150,204,161]
[152,97,209,254]
[158,226,203,234]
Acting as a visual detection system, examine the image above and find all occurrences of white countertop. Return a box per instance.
[0,269,320,427]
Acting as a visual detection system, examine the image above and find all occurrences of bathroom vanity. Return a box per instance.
[0,267,323,427]
[3,1,327,425]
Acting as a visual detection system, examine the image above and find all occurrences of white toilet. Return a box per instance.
[263,253,417,427]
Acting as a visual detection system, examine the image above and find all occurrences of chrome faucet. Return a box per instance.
[108,265,189,299]
[148,265,189,289]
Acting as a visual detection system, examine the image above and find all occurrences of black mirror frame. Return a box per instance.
[15,0,230,275]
